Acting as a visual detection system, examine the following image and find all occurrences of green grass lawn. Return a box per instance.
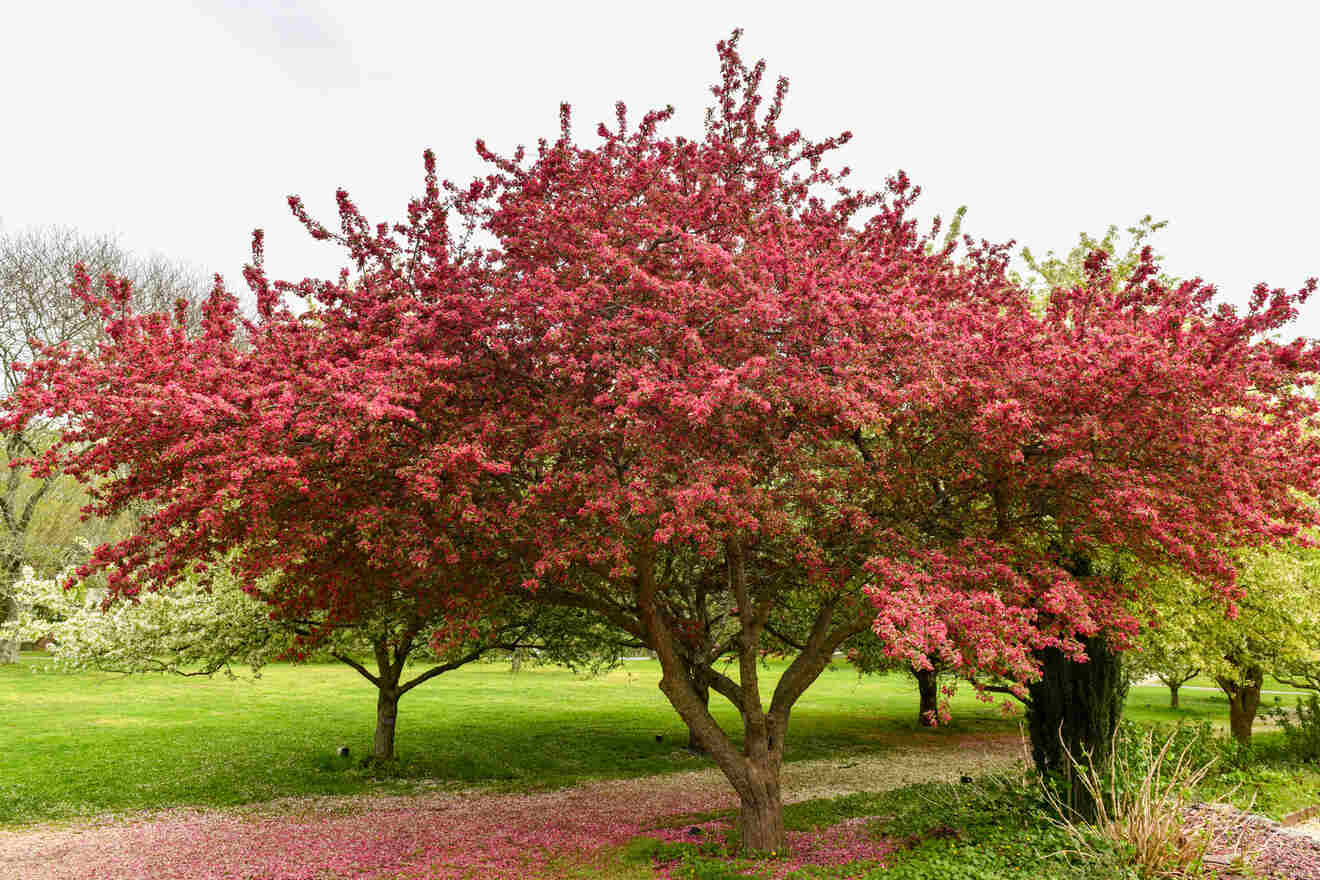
[1125,678,1307,733]
[1,651,1313,829]
[0,653,1016,827]
[1125,682,1289,724]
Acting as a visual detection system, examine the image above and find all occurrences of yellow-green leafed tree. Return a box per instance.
[1131,545,1320,743]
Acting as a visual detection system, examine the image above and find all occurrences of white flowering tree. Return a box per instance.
[1,226,207,663]
[5,562,634,760]
[5,563,287,677]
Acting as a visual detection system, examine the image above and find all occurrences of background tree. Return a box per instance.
[1131,546,1320,743]
[863,219,1320,818]
[5,559,630,761]
[845,627,951,727]
[1124,639,1200,709]
[0,227,206,663]
[1014,215,1171,299]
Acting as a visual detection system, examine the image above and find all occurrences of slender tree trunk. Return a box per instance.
[1,589,19,665]
[1025,635,1128,821]
[332,630,448,764]
[374,686,401,760]
[1,567,20,664]
[1217,668,1263,745]
[688,672,710,752]
[1168,682,1180,709]
[915,668,938,727]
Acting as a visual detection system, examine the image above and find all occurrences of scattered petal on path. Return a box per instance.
[0,736,1016,879]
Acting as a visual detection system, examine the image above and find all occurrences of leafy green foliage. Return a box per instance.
[1014,215,1174,300]
[1133,544,1320,744]
[872,776,1103,880]
[1266,694,1320,763]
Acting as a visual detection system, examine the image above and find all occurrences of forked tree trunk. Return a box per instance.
[336,627,491,765]
[1157,668,1198,710]
[677,697,787,852]
[1025,635,1128,822]
[1217,667,1263,745]
[334,634,412,763]
[635,543,866,855]
[656,657,790,852]
[915,668,938,727]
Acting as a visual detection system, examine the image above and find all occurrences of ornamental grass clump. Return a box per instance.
[1044,725,1223,878]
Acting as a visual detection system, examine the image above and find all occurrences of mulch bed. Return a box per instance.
[1189,802,1320,879]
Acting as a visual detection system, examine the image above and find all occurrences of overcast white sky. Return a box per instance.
[3,1,1317,337]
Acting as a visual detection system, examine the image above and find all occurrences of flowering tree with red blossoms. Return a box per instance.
[864,246,1320,803]
[8,32,1320,850]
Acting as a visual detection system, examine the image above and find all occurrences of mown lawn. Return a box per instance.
[5,652,1320,880]
[1125,679,1301,726]
[0,650,1307,829]
[0,653,1017,827]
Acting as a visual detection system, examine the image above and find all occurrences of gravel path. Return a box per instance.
[0,733,1019,879]
[4,732,1314,879]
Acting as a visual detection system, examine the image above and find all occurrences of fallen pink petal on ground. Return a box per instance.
[0,737,1014,879]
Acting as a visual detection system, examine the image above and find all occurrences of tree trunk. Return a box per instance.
[656,666,790,851]
[1217,668,1263,745]
[915,667,938,727]
[374,687,400,760]
[734,764,785,853]
[628,542,867,855]
[1026,635,1128,821]
[1,591,19,665]
[688,673,710,752]
[1168,682,1180,709]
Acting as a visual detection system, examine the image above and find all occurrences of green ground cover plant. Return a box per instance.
[616,776,1134,879]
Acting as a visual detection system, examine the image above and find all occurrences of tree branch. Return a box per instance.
[398,643,489,696]
[331,651,381,687]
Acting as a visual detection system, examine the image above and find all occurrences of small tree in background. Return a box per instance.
[1125,644,1200,709]
[1132,546,1320,744]
[5,559,629,761]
